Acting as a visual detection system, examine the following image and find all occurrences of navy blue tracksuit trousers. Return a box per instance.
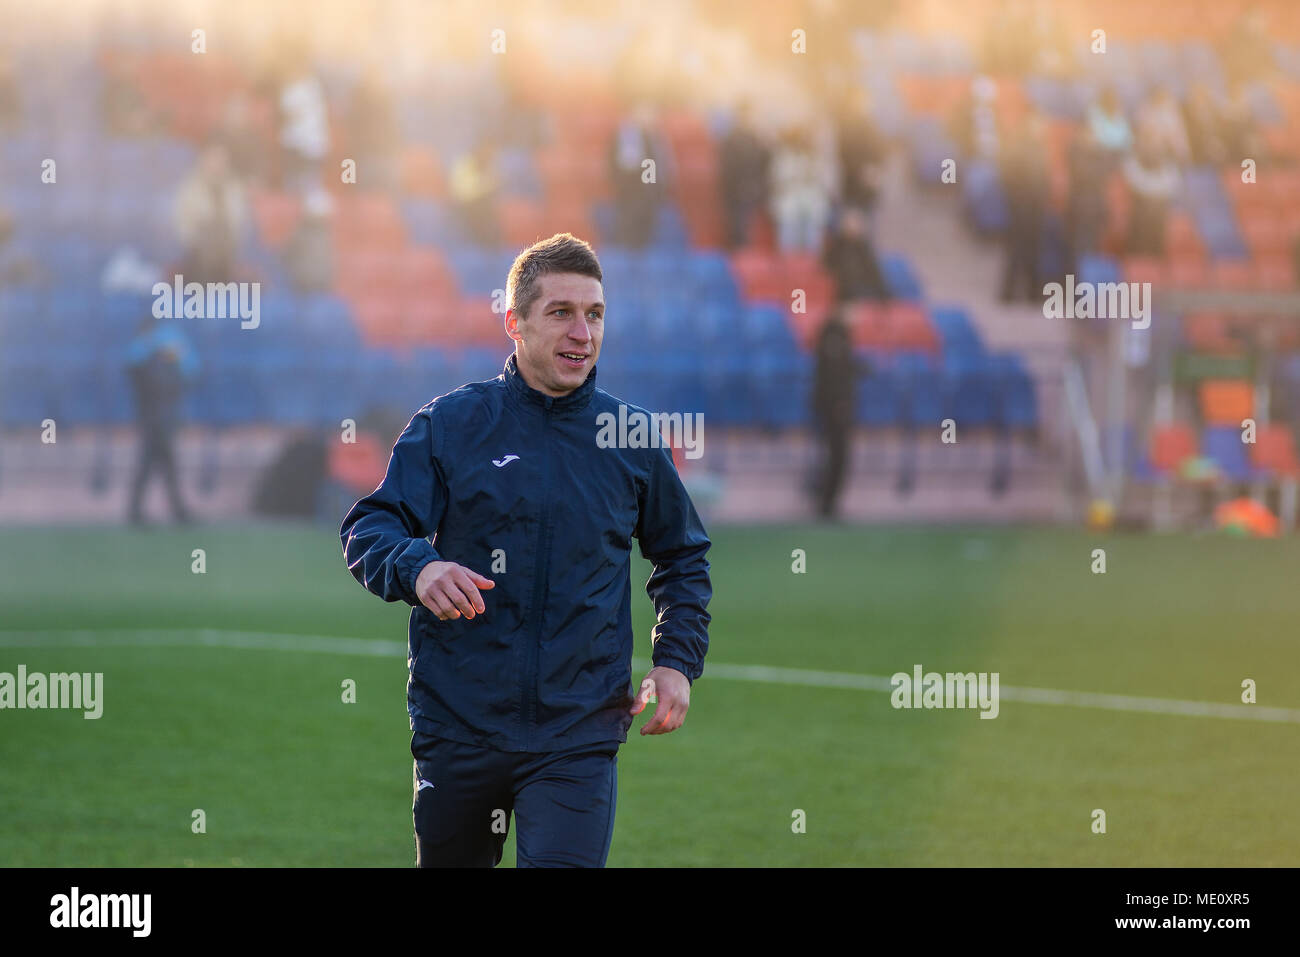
[412,731,618,868]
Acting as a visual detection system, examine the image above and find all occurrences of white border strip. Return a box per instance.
[1,629,1296,724]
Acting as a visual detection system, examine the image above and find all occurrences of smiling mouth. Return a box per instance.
[558,353,588,362]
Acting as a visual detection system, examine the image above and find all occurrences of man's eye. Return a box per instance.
[588,312,603,320]
[554,309,568,317]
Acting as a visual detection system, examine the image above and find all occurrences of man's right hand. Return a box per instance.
[414,561,495,620]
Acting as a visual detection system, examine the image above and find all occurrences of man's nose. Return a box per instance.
[568,319,592,342]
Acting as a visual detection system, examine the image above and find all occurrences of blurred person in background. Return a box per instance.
[284,187,336,293]
[1134,86,1191,168]
[810,305,859,520]
[608,102,667,249]
[835,85,886,223]
[275,40,330,194]
[1064,126,1109,279]
[769,125,832,255]
[1183,82,1230,167]
[1219,79,1267,165]
[173,142,248,285]
[718,100,770,249]
[214,91,270,186]
[998,111,1049,302]
[949,75,1001,164]
[822,205,888,301]
[449,141,502,247]
[1085,86,1132,164]
[125,316,199,526]
[1123,128,1181,257]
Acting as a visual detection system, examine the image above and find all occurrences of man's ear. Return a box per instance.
[504,308,521,342]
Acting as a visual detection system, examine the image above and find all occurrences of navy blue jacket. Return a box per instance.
[340,353,711,752]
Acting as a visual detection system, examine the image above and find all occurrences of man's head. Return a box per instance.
[504,233,605,396]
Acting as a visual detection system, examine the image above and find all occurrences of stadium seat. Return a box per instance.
[1198,380,1254,426]
[1149,423,1197,475]
[1203,426,1266,483]
[1251,424,1300,478]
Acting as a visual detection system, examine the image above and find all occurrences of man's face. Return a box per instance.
[506,272,605,396]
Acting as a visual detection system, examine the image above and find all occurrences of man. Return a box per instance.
[340,233,711,867]
[125,315,197,525]
[810,305,860,519]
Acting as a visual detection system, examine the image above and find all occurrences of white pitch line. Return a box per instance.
[1,629,1298,724]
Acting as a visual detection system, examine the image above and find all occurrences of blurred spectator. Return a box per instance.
[718,100,770,249]
[449,142,502,247]
[949,75,1001,162]
[1134,87,1191,167]
[284,188,336,293]
[823,206,888,301]
[125,317,198,526]
[835,86,886,218]
[810,306,859,520]
[1064,127,1109,278]
[346,65,400,192]
[1183,82,1229,166]
[173,142,248,284]
[1219,80,1266,164]
[275,43,330,194]
[1123,130,1181,257]
[215,92,270,186]
[998,112,1049,302]
[769,125,832,255]
[608,102,667,249]
[0,52,19,131]
[1085,87,1132,160]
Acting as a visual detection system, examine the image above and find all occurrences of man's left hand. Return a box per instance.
[630,666,690,735]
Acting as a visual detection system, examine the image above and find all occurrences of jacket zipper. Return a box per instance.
[520,401,553,749]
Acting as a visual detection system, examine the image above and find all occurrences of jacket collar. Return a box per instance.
[503,352,597,413]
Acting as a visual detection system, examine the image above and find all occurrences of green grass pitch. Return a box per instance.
[1,523,1298,866]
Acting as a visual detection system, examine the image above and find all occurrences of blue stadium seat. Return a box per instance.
[1203,426,1266,482]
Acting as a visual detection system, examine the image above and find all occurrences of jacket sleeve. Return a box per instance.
[635,444,712,684]
[340,406,447,607]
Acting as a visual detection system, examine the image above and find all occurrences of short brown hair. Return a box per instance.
[505,233,603,321]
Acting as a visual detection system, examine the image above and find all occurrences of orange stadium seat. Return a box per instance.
[1239,214,1291,256]
[1199,380,1254,426]
[251,190,301,248]
[1252,424,1300,478]
[399,147,446,198]
[1165,213,1204,258]
[1211,259,1254,289]
[328,431,388,494]
[847,301,889,350]
[1123,256,1167,286]
[1167,253,1208,288]
[1182,313,1236,353]
[887,302,939,353]
[1253,254,1295,290]
[1150,423,1198,474]
[499,198,546,246]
